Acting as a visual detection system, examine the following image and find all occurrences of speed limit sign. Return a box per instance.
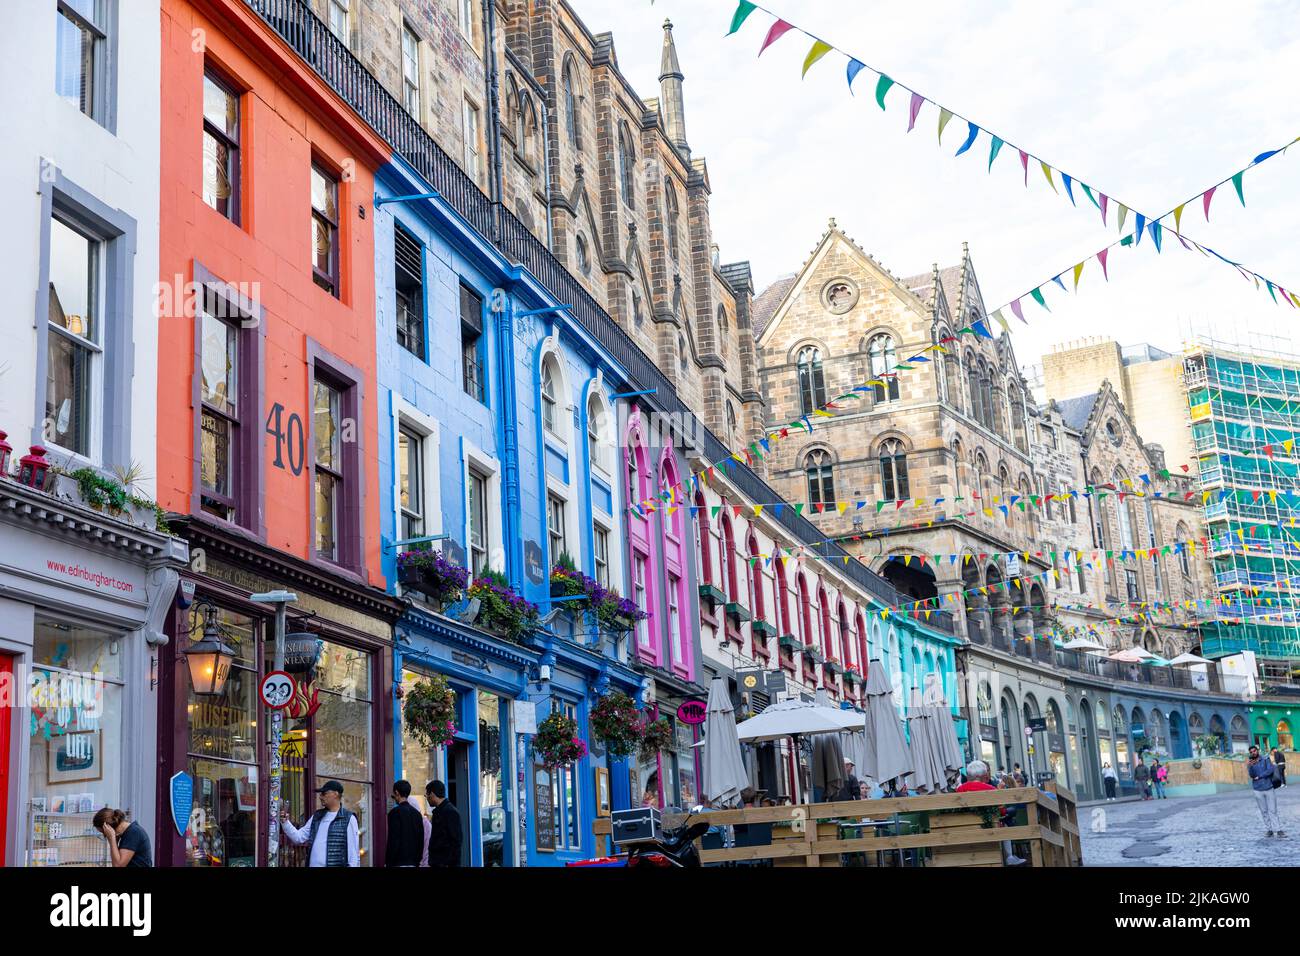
[260,670,295,710]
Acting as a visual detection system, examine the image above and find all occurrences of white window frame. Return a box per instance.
[545,474,581,574]
[328,0,350,45]
[391,398,442,554]
[462,438,503,578]
[44,213,106,465]
[401,22,421,117]
[463,98,482,180]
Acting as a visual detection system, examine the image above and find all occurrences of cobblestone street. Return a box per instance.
[1081,787,1300,866]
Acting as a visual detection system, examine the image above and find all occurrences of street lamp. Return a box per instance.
[184,602,237,697]
[251,589,298,868]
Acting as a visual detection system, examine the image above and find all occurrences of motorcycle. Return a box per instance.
[567,806,711,869]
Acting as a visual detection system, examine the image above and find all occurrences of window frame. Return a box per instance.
[35,170,134,471]
[327,0,350,44]
[805,449,836,507]
[394,223,427,361]
[191,264,265,532]
[879,439,909,502]
[462,98,483,181]
[869,334,900,402]
[401,22,421,117]
[307,341,365,576]
[44,212,104,463]
[55,0,113,127]
[459,282,487,403]
[310,161,341,297]
[201,65,242,225]
[796,345,826,416]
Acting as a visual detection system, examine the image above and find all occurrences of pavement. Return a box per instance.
[1080,785,1300,866]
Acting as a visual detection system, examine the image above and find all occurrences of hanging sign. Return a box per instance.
[282,633,322,674]
[170,772,193,838]
[260,670,295,710]
[676,698,708,725]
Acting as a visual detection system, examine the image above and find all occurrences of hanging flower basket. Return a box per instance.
[535,711,588,768]
[638,716,675,764]
[550,562,597,610]
[590,690,644,757]
[402,674,457,750]
[597,592,648,633]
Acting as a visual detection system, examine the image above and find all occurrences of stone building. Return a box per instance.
[309,0,764,445]
[754,223,1043,645]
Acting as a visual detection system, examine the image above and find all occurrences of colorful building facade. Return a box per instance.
[153,0,402,867]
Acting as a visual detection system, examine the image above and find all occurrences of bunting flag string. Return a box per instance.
[724,0,1300,314]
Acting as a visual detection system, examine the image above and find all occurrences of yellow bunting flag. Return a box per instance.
[801,40,833,78]
[753,505,764,517]
[1072,261,1085,289]
[938,107,954,143]
[1174,203,1186,233]
[1041,161,1058,193]
[838,502,849,515]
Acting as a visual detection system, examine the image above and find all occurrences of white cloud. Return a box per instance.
[576,0,1300,362]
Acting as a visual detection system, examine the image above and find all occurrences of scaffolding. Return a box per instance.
[1183,334,1300,665]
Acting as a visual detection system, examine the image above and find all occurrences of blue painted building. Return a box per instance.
[372,156,643,866]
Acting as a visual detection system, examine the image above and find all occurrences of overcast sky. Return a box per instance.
[577,0,1300,370]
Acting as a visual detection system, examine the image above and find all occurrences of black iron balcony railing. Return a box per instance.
[245,0,955,632]
[1052,649,1228,694]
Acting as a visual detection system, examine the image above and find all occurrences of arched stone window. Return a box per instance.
[664,179,680,259]
[562,57,580,148]
[805,449,835,507]
[725,401,738,449]
[618,121,635,207]
[796,345,826,415]
[574,233,591,275]
[879,438,909,502]
[868,334,899,402]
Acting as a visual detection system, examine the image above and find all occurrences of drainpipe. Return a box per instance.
[498,298,522,584]
[483,0,505,241]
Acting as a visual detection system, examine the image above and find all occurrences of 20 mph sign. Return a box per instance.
[260,670,295,710]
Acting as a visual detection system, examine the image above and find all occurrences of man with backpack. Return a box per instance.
[1247,745,1285,838]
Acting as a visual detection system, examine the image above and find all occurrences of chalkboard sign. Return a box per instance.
[532,761,556,852]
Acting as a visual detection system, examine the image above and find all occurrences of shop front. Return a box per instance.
[394,607,536,868]
[156,519,400,867]
[634,667,708,812]
[0,478,187,867]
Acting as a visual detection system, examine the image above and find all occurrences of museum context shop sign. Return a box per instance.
[283,633,322,674]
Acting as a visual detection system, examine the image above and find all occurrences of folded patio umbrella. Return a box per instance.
[860,662,912,790]
[905,696,945,794]
[812,732,846,801]
[701,677,750,809]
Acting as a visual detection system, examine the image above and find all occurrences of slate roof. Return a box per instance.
[750,272,798,338]
[1056,392,1100,432]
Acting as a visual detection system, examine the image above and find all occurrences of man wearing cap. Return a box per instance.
[280,780,361,867]
[843,760,861,801]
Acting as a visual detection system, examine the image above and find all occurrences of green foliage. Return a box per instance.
[589,690,643,757]
[535,711,587,768]
[639,716,674,764]
[402,675,457,749]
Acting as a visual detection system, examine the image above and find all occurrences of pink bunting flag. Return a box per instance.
[1099,193,1109,226]
[1097,248,1110,281]
[907,92,924,132]
[1010,298,1026,323]
[758,19,794,56]
[1018,149,1029,186]
[1202,185,1216,221]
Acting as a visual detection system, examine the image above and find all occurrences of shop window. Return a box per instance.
[551,701,582,851]
[310,162,340,297]
[181,607,259,867]
[202,67,240,223]
[312,642,373,865]
[478,691,506,866]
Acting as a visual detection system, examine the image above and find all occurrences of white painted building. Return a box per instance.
[0,1,185,866]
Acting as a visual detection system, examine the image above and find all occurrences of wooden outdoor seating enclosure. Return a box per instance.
[592,783,1082,867]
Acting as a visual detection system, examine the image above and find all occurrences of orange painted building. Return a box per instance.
[158,0,389,578]
[155,0,403,867]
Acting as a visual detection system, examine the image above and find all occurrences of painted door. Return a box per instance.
[446,740,472,866]
[0,655,9,859]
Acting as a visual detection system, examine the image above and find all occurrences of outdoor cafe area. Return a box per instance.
[595,665,1083,867]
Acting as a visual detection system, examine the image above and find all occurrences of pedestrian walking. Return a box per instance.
[1271,747,1287,788]
[426,780,463,867]
[1102,762,1118,801]
[385,780,426,867]
[280,779,360,867]
[1134,759,1151,800]
[1151,759,1169,799]
[94,807,152,868]
[1247,745,1285,837]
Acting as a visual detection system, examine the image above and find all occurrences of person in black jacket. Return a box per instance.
[426,780,463,867]
[385,780,426,867]
[842,760,862,801]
